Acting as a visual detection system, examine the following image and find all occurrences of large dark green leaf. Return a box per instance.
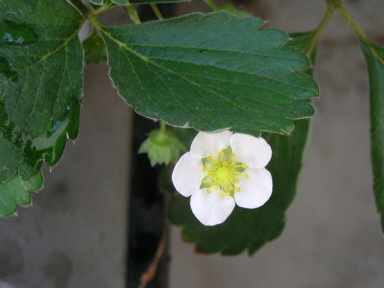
[101,12,318,137]
[360,39,384,232]
[0,0,83,215]
[167,31,316,255]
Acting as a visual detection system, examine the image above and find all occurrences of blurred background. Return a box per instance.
[1,0,384,287]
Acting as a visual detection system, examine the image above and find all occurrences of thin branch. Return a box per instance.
[138,223,170,288]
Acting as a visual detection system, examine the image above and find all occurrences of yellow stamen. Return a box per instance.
[208,156,213,161]
[214,185,219,190]
[219,151,225,156]
[231,161,236,166]
[220,193,225,199]
[203,180,208,183]
[231,153,236,158]
[202,166,208,171]
[242,163,248,169]
[244,174,250,178]
[236,187,241,192]
[235,178,240,183]
[226,191,230,196]
[206,189,211,194]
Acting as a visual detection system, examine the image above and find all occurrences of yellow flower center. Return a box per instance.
[200,147,249,199]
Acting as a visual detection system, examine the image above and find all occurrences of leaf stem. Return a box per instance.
[203,0,221,11]
[92,2,114,15]
[306,5,335,58]
[160,120,167,134]
[336,6,368,41]
[125,5,141,24]
[150,3,164,21]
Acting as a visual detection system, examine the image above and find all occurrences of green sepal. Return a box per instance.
[139,127,187,166]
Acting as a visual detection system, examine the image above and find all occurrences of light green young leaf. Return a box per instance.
[360,39,384,232]
[101,12,318,137]
[0,171,43,217]
[167,31,316,255]
[0,0,83,216]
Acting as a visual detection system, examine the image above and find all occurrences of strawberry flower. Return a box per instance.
[172,130,273,226]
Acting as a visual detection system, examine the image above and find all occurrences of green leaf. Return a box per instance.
[288,31,317,74]
[167,32,316,255]
[0,19,38,44]
[0,171,43,217]
[219,4,253,18]
[0,0,83,216]
[90,0,104,5]
[0,0,83,181]
[97,0,190,4]
[360,39,384,232]
[83,30,107,65]
[129,0,189,3]
[288,31,316,55]
[101,12,318,137]
[111,0,129,4]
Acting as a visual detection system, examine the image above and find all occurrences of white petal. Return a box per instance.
[190,130,233,159]
[190,189,235,226]
[235,168,273,209]
[172,152,205,197]
[230,133,272,169]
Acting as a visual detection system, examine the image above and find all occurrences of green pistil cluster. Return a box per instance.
[200,146,249,199]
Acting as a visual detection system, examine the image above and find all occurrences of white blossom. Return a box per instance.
[172,130,273,226]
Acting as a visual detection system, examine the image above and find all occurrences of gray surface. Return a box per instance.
[0,63,131,288]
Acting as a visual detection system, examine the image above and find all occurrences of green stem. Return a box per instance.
[125,5,141,24]
[306,5,335,58]
[203,0,221,11]
[336,6,368,41]
[92,2,114,16]
[160,121,167,133]
[150,3,164,20]
[88,12,101,30]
